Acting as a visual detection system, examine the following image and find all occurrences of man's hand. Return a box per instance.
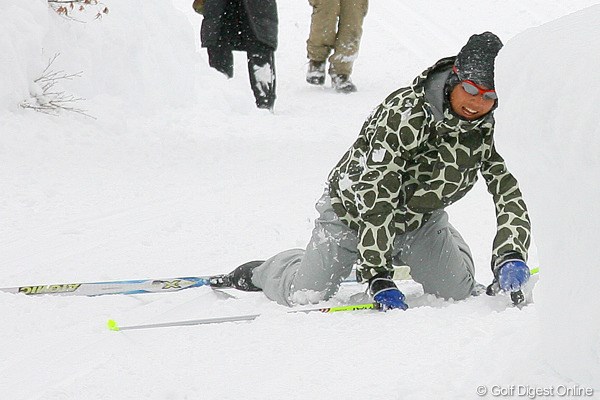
[369,275,408,311]
[497,259,531,292]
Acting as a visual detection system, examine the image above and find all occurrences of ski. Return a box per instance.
[107,303,381,331]
[0,276,213,297]
[0,268,368,298]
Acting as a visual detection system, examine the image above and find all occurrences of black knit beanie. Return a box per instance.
[454,32,503,89]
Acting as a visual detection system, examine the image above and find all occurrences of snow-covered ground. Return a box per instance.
[1,0,599,398]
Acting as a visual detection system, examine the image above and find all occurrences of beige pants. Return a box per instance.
[307,0,369,76]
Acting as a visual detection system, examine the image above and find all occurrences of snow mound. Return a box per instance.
[495,4,600,387]
[0,0,204,114]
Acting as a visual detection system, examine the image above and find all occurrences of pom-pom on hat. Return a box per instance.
[454,32,503,89]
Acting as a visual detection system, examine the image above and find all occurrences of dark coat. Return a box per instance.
[201,0,278,50]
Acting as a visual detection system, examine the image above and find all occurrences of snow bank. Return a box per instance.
[0,0,201,114]
[495,5,600,388]
[0,0,48,111]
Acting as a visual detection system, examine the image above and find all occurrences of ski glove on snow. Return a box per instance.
[369,275,408,311]
[497,259,530,292]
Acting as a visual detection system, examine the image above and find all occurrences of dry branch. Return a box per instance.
[20,53,95,119]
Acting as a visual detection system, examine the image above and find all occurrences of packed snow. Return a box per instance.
[1,0,599,398]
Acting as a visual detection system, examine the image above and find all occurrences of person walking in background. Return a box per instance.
[305,0,368,93]
[194,0,278,110]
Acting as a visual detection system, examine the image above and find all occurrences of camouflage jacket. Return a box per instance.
[327,57,531,281]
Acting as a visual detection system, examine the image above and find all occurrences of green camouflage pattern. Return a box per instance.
[327,58,531,281]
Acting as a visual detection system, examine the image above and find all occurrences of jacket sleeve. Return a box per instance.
[480,140,531,269]
[354,99,422,281]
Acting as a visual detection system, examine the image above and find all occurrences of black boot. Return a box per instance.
[211,260,264,292]
[248,49,276,111]
[331,74,357,93]
[306,60,326,85]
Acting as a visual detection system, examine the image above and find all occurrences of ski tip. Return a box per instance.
[107,319,120,331]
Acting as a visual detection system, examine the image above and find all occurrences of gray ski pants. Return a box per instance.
[251,192,475,306]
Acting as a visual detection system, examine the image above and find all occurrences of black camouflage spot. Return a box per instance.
[499,175,516,190]
[445,166,461,183]
[363,171,379,182]
[376,227,390,251]
[377,186,391,198]
[363,191,376,208]
[455,148,470,165]
[363,230,375,246]
[512,218,530,228]
[442,183,459,196]
[516,226,529,239]
[489,164,505,175]
[387,133,399,150]
[387,111,402,131]
[380,177,400,194]
[408,115,425,130]
[400,126,416,143]
[363,249,382,265]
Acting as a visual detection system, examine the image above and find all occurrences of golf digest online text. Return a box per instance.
[476,384,595,398]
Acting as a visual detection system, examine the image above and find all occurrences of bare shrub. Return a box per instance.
[20,53,95,119]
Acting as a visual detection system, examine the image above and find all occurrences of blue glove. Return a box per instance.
[497,259,530,292]
[369,276,408,311]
